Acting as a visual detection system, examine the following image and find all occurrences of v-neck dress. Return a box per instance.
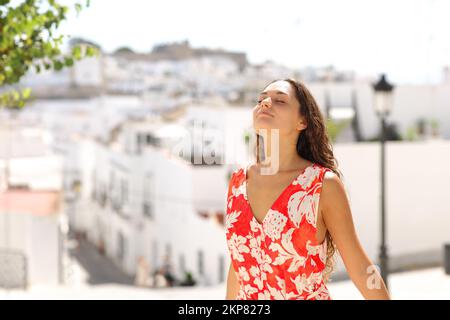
[225,162,332,300]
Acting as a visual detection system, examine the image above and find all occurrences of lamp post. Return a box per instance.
[373,74,394,287]
[372,74,394,288]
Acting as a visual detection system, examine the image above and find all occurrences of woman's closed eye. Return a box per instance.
[257,99,285,104]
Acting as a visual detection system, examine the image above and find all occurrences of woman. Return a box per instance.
[225,78,390,300]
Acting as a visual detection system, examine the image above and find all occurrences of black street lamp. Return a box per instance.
[372,73,394,289]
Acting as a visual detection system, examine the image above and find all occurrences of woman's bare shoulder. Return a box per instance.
[321,170,349,213]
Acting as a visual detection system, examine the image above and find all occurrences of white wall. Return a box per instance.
[0,212,60,286]
[331,139,450,276]
[29,215,60,285]
[307,82,450,140]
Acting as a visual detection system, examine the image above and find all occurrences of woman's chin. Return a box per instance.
[253,125,278,132]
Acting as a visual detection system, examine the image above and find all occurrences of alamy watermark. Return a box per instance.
[366,264,383,290]
[170,120,281,175]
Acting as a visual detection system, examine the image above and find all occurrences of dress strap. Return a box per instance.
[243,161,253,178]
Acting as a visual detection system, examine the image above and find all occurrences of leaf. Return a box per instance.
[64,56,74,66]
[86,45,98,57]
[12,90,20,101]
[53,59,63,70]
[22,88,31,99]
[74,3,82,14]
[72,46,82,60]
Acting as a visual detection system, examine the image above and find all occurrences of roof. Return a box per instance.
[0,190,61,216]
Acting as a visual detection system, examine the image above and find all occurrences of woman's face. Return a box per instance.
[253,80,306,136]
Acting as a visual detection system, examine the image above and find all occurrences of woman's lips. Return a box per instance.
[258,111,274,117]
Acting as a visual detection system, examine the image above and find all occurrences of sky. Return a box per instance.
[57,0,450,84]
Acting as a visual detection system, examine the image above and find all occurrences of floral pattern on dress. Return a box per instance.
[287,191,320,228]
[306,239,328,264]
[227,233,250,262]
[292,165,321,189]
[231,181,247,200]
[225,163,332,300]
[262,209,288,241]
[238,266,250,282]
[225,210,241,234]
[269,228,307,272]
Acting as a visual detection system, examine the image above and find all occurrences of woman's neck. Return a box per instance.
[258,130,302,174]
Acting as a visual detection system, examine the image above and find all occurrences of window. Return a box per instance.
[218,255,225,283]
[121,179,128,204]
[179,254,186,274]
[143,202,153,218]
[143,174,153,219]
[117,232,127,264]
[166,243,172,261]
[109,169,115,193]
[136,133,145,153]
[198,250,204,276]
[152,240,158,271]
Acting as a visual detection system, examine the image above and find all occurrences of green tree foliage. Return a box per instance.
[326,118,351,143]
[0,0,98,108]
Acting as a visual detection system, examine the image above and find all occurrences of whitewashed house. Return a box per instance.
[65,102,253,285]
[0,119,66,287]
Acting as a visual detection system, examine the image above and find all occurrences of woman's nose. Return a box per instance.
[261,97,272,108]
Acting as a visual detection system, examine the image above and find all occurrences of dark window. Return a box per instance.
[166,243,172,261]
[143,202,153,218]
[117,232,126,263]
[179,254,186,274]
[152,240,158,271]
[218,255,225,283]
[198,250,204,276]
[109,170,115,193]
[121,179,128,204]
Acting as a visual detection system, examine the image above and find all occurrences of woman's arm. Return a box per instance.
[225,262,240,300]
[321,172,391,300]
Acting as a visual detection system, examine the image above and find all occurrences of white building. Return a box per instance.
[306,81,450,141]
[69,103,253,285]
[0,117,65,288]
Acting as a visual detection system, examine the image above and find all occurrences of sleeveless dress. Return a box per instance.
[225,162,332,300]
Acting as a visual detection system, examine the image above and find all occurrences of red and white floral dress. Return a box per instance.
[225,162,332,300]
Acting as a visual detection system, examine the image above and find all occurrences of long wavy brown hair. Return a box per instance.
[254,78,343,284]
